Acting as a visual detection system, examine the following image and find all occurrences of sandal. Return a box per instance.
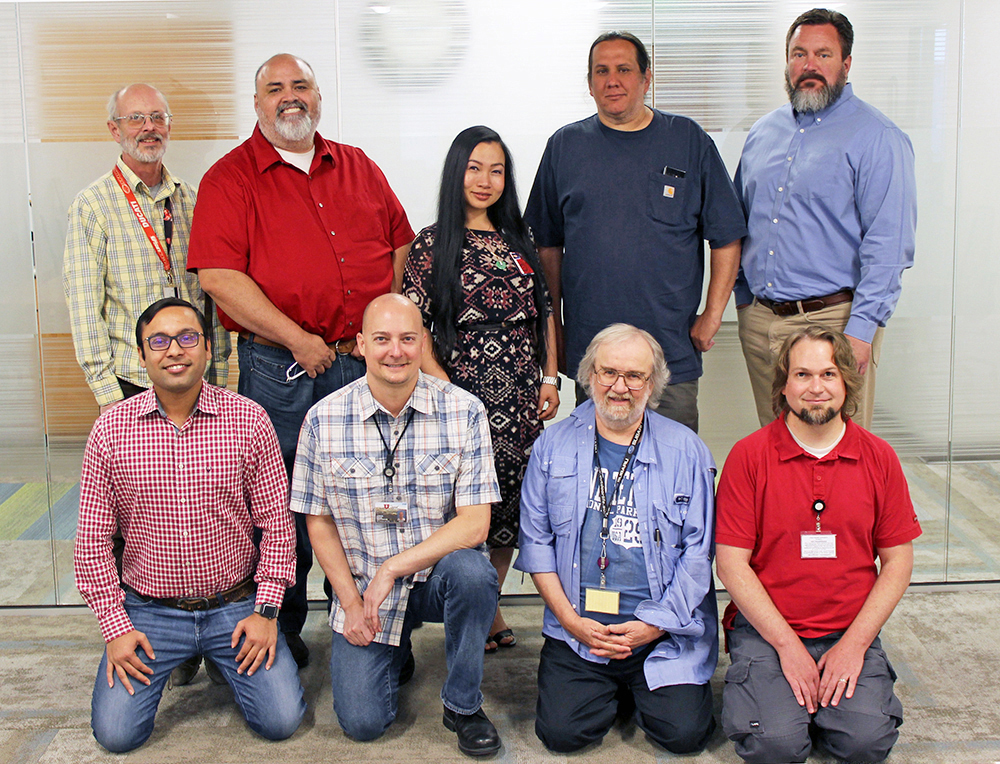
[489,628,517,648]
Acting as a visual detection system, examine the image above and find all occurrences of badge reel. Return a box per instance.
[800,499,836,559]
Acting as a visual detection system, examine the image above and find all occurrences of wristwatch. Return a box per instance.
[254,602,280,619]
[541,375,561,390]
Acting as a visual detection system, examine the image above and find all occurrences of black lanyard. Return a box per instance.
[371,408,416,480]
[593,419,643,587]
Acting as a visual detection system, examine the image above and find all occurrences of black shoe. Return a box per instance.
[284,632,310,669]
[170,655,201,687]
[205,657,227,685]
[443,706,501,757]
[399,651,415,686]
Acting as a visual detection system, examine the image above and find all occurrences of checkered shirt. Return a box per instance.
[291,373,501,646]
[62,157,230,407]
[74,383,295,643]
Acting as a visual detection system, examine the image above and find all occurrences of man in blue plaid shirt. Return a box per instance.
[291,294,503,756]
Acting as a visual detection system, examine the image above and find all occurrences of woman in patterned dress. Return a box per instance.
[402,126,559,651]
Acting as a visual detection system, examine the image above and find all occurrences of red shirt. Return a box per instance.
[187,126,414,342]
[73,384,295,642]
[716,417,921,638]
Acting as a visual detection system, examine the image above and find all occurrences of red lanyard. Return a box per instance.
[112,165,174,285]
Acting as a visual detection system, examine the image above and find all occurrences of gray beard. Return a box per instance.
[273,112,316,144]
[785,72,847,113]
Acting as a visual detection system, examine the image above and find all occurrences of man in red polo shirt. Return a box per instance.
[716,325,921,764]
[187,53,414,668]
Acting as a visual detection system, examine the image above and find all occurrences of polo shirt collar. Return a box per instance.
[249,123,334,174]
[773,413,860,461]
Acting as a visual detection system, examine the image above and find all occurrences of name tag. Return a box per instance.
[801,531,837,559]
[376,501,408,524]
[512,253,534,275]
[584,587,620,615]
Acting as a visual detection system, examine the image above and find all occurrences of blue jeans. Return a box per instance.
[91,592,305,752]
[237,336,365,634]
[328,549,498,741]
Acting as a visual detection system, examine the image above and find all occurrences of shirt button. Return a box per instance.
[347,289,352,295]
[772,218,778,224]
[318,202,324,207]
[330,231,336,236]
[768,250,774,256]
[767,282,773,287]
[778,186,783,192]
[799,128,805,133]
[340,258,345,263]
[787,156,792,161]
[573,563,577,568]
[817,117,822,122]
[182,531,189,537]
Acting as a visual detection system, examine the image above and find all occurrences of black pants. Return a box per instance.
[535,636,715,754]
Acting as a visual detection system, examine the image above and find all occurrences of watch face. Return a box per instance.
[256,603,279,619]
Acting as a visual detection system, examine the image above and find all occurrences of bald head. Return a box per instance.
[107,83,169,121]
[362,293,423,334]
[358,295,426,409]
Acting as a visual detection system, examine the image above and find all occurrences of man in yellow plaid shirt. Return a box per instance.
[63,83,228,415]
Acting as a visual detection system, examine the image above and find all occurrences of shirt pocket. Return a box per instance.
[415,452,459,493]
[652,499,685,586]
[647,171,688,226]
[545,455,577,533]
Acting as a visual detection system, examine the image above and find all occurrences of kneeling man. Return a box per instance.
[74,298,305,753]
[292,294,502,756]
[716,326,921,763]
[515,324,718,754]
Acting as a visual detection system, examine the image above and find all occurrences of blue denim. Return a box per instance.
[328,549,498,741]
[91,592,305,752]
[237,336,365,634]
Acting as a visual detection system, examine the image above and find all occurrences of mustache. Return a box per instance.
[277,100,309,117]
[795,73,828,88]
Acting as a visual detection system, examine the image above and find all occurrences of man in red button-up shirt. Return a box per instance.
[187,53,414,666]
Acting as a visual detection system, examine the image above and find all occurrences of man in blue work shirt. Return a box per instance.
[734,7,917,429]
[515,323,717,754]
[525,31,746,433]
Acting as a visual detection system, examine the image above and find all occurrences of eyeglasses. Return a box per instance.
[144,332,203,351]
[594,367,649,390]
[113,112,172,127]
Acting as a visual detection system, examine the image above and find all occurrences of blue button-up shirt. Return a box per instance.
[515,401,718,689]
[734,84,917,343]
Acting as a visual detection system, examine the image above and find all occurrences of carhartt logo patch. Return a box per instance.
[663,185,675,199]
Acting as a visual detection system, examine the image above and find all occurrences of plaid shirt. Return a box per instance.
[291,373,501,646]
[74,383,295,643]
[63,157,230,407]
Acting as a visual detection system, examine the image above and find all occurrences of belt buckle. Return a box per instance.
[176,596,212,611]
[335,338,352,355]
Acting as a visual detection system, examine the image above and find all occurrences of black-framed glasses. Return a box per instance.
[114,112,172,127]
[594,367,649,390]
[143,332,203,351]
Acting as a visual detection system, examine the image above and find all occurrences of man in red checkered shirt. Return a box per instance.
[73,297,305,753]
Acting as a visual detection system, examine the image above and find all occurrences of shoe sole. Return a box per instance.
[442,713,501,757]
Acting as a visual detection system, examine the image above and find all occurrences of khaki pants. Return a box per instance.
[737,299,883,429]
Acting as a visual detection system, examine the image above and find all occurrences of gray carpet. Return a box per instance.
[2,590,998,763]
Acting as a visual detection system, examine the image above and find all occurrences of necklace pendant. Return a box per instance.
[495,258,507,270]
[598,555,608,570]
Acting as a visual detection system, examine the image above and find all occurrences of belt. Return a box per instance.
[125,577,255,612]
[756,289,853,317]
[461,320,530,332]
[239,331,357,355]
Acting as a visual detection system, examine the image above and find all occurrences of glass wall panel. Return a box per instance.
[0,0,996,605]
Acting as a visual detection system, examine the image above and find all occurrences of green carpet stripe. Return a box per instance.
[0,482,74,540]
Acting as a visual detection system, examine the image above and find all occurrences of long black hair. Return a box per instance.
[428,125,548,368]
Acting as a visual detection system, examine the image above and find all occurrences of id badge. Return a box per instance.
[584,587,620,615]
[800,531,837,559]
[376,501,408,525]
[511,254,534,275]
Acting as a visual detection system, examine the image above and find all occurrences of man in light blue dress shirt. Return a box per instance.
[516,324,718,754]
[734,8,917,428]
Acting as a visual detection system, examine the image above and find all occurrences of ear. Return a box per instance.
[138,344,147,368]
[356,331,366,360]
[843,55,852,77]
[108,119,121,142]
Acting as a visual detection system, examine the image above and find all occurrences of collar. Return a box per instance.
[357,372,437,422]
[114,156,176,200]
[249,123,334,174]
[135,382,215,421]
[772,413,860,462]
[792,82,854,123]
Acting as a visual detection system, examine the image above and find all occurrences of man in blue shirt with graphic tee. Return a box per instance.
[734,8,917,429]
[516,323,718,754]
[524,31,746,433]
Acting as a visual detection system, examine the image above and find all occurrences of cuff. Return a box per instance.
[255,580,287,608]
[511,543,557,574]
[843,315,878,345]
[99,607,136,643]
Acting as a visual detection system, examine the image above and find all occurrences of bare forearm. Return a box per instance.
[716,544,801,651]
[392,241,412,294]
[543,314,559,378]
[381,505,490,580]
[419,328,450,382]
[198,268,310,347]
[538,246,563,316]
[838,544,913,651]
[703,240,742,319]
[532,571,580,630]
[305,514,363,608]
